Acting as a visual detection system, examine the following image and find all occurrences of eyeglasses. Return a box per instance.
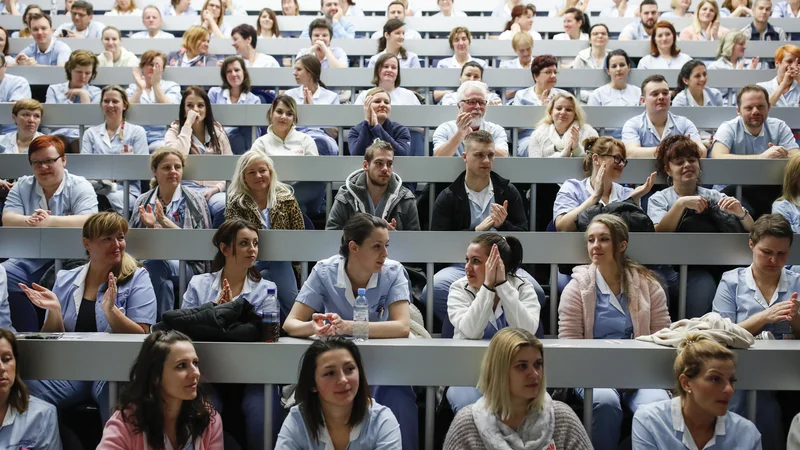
[600,154,628,167]
[460,99,488,107]
[30,157,62,168]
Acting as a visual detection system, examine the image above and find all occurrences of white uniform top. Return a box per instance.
[370,28,422,40]
[498,29,543,40]
[758,76,800,107]
[638,52,693,70]
[772,0,800,17]
[619,20,652,40]
[182,270,278,316]
[433,10,467,17]
[251,126,319,156]
[436,55,487,69]
[295,47,349,68]
[587,84,641,106]
[433,119,509,156]
[599,4,637,17]
[128,30,175,39]
[498,57,530,69]
[354,87,420,106]
[552,32,589,40]
[105,7,143,15]
[0,131,43,154]
[528,123,598,158]
[245,53,280,68]
[672,87,725,107]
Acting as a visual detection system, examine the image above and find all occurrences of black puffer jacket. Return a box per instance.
[153,298,261,342]
[576,198,655,232]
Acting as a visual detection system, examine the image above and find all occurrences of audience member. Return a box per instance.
[130,5,175,38]
[368,19,421,69]
[256,7,280,39]
[55,0,105,38]
[742,0,787,41]
[284,213,417,450]
[512,55,568,150]
[712,214,799,449]
[162,0,197,15]
[498,4,542,41]
[721,0,753,15]
[276,337,402,449]
[639,21,693,69]
[758,45,800,107]
[619,0,660,40]
[350,88,411,156]
[99,331,223,449]
[622,75,703,158]
[437,27,487,69]
[444,328,592,450]
[572,24,609,69]
[128,50,182,150]
[231,24,279,68]
[0,59,32,134]
[559,214,671,450]
[251,95,318,156]
[441,62,503,106]
[435,0,467,16]
[707,30,761,70]
[209,56,262,154]
[0,99,43,154]
[357,54,420,105]
[528,92,598,158]
[97,26,139,67]
[553,7,590,41]
[286,55,341,156]
[631,334,762,449]
[679,0,729,40]
[433,82,509,157]
[328,139,419,230]
[371,1,422,40]
[199,0,229,38]
[672,60,725,107]
[166,26,217,67]
[300,0,355,39]
[499,32,534,70]
[772,0,800,16]
[45,50,100,140]
[106,0,141,15]
[662,0,694,19]
[588,50,641,108]
[16,13,72,66]
[11,5,43,38]
[599,0,637,17]
[296,19,348,68]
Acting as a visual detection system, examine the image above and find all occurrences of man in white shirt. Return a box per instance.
[619,0,660,40]
[54,0,105,38]
[433,81,509,157]
[371,1,422,40]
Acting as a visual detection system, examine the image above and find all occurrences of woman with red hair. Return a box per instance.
[638,21,692,69]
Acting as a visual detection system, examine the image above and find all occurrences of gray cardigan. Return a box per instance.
[443,400,593,450]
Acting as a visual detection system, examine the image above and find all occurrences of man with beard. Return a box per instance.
[622,75,704,158]
[327,139,420,230]
[619,0,660,40]
[711,85,798,158]
[433,81,509,157]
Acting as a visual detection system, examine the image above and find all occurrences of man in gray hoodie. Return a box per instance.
[326,139,420,230]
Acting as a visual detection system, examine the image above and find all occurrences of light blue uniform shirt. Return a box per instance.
[622,111,700,148]
[126,80,182,143]
[51,264,157,332]
[0,73,32,133]
[672,87,725,107]
[129,30,175,39]
[588,84,641,106]
[772,199,800,233]
[296,255,409,322]
[432,119,509,156]
[0,265,13,331]
[772,0,800,17]
[0,131,44,154]
[276,401,402,450]
[758,77,800,108]
[46,81,102,138]
[593,268,634,339]
[713,116,798,155]
[4,170,98,274]
[367,50,421,69]
[633,397,761,450]
[619,21,651,40]
[647,186,727,224]
[295,47,349,68]
[182,270,278,316]
[300,17,355,39]
[553,177,633,219]
[713,265,800,338]
[54,20,106,38]
[208,87,262,135]
[0,396,62,450]
[18,38,71,66]
[436,55,487,69]
[81,121,149,199]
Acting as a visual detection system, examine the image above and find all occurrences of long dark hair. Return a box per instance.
[339,213,388,258]
[674,59,705,98]
[470,233,524,276]
[0,329,29,414]
[211,219,261,282]
[564,7,590,34]
[371,53,401,88]
[377,18,408,59]
[116,331,215,450]
[178,86,221,153]
[296,337,371,442]
[297,54,326,89]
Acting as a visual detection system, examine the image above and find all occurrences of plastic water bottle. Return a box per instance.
[261,288,280,342]
[353,288,369,342]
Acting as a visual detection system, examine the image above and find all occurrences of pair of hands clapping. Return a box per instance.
[20,272,120,316]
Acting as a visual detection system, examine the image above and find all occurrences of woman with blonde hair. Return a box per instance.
[22,211,156,422]
[559,214,670,450]
[98,26,139,67]
[632,334,761,449]
[679,0,729,41]
[200,0,230,38]
[720,0,752,16]
[528,92,598,158]
[444,328,591,449]
[105,0,142,15]
[499,32,534,69]
[661,0,693,19]
[166,26,218,67]
[130,147,211,319]
[773,155,800,234]
[708,30,761,70]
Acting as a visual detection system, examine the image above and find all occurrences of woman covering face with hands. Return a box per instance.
[712,214,800,449]
[128,50,182,149]
[22,212,156,422]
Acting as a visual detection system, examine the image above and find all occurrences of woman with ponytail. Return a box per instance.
[368,18,420,69]
[559,213,671,450]
[445,233,542,412]
[632,333,761,449]
[285,54,340,156]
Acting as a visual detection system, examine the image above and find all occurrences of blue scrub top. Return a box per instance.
[647,186,727,225]
[773,199,800,234]
[0,396,62,450]
[0,265,14,332]
[632,397,761,450]
[713,266,800,338]
[183,270,278,316]
[296,255,409,322]
[553,177,633,220]
[18,39,71,66]
[622,112,701,148]
[593,268,634,339]
[51,264,157,332]
[713,117,798,156]
[81,121,149,198]
[276,401,402,450]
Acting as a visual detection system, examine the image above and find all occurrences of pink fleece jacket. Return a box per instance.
[98,410,224,450]
[558,264,671,339]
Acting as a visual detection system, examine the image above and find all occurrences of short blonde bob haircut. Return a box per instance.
[778,154,800,206]
[182,26,210,55]
[477,328,547,420]
[716,30,748,60]
[82,212,141,284]
[511,31,534,52]
[536,92,586,128]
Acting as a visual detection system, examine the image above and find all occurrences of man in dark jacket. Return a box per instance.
[425,130,545,327]
[326,139,420,230]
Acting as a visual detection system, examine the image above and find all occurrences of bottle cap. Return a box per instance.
[358,288,366,296]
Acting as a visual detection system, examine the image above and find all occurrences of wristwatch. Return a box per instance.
[737,208,750,220]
